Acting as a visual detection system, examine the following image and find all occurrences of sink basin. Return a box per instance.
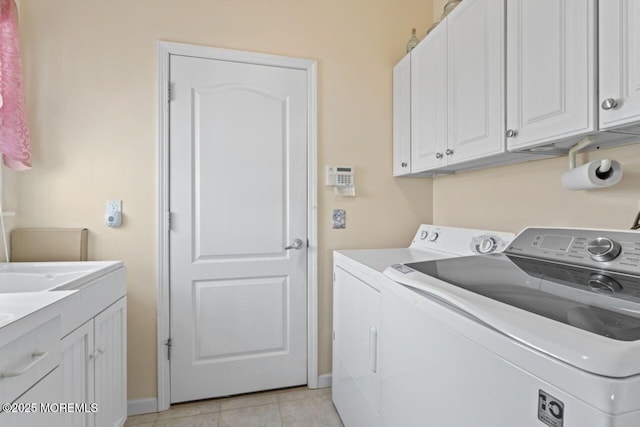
[0,313,14,323]
[0,291,74,328]
[0,261,123,293]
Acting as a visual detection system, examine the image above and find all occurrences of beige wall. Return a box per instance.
[16,0,434,400]
[433,0,448,23]
[433,144,640,233]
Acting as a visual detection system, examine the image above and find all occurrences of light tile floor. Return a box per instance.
[125,387,344,427]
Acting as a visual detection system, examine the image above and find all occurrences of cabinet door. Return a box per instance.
[411,22,447,172]
[0,367,64,427]
[599,0,640,130]
[507,0,596,150]
[94,298,127,427]
[393,54,412,176]
[447,0,505,164]
[61,321,95,427]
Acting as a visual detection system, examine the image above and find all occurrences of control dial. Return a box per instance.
[588,273,622,294]
[477,237,497,254]
[420,230,428,240]
[586,237,621,262]
[428,232,439,242]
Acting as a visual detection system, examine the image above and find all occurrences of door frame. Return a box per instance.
[156,41,318,411]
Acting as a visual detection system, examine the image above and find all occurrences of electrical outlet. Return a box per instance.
[106,200,123,228]
[107,200,122,213]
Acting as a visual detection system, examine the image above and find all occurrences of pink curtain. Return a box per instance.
[0,0,30,171]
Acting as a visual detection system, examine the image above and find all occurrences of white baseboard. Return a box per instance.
[316,373,332,389]
[128,398,158,416]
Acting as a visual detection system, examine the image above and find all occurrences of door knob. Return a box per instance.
[435,152,443,159]
[506,129,518,138]
[601,98,618,110]
[401,162,408,167]
[445,149,454,156]
[285,238,304,250]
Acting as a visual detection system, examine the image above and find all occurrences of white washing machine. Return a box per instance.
[332,224,515,427]
[383,227,640,427]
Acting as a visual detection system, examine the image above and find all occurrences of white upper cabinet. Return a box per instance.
[411,21,448,172]
[391,0,640,176]
[392,54,412,176]
[410,0,506,171]
[506,0,597,151]
[447,0,505,164]
[599,0,640,131]
[395,0,525,175]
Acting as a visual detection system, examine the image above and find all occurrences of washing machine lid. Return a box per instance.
[405,254,640,341]
[384,255,640,377]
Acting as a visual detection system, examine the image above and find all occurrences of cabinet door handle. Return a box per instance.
[90,347,106,360]
[435,152,443,159]
[369,326,378,373]
[601,98,618,110]
[401,162,408,168]
[445,149,454,156]
[506,129,518,138]
[0,351,48,378]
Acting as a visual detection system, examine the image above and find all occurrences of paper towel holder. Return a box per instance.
[566,136,613,176]
[567,136,594,169]
[566,136,615,178]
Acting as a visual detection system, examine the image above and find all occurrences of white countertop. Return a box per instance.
[0,261,125,333]
[0,291,76,329]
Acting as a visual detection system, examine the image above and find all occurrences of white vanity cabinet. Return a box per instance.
[61,320,94,427]
[392,54,412,176]
[506,0,597,152]
[94,298,126,427]
[0,309,65,427]
[1,367,64,426]
[599,0,640,133]
[332,263,381,427]
[62,297,127,427]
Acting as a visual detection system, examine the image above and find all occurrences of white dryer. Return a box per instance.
[383,227,640,427]
[332,224,514,427]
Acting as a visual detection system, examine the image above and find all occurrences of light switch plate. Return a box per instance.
[332,209,346,229]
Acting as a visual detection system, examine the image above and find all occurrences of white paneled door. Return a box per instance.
[169,54,308,403]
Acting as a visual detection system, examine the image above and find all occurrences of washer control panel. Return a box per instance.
[410,225,515,256]
[473,236,498,254]
[506,227,640,276]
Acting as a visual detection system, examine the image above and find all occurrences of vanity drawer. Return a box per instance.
[0,316,61,405]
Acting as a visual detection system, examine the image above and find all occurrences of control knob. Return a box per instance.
[588,273,622,294]
[428,232,439,242]
[477,237,497,254]
[420,230,428,240]
[586,237,621,262]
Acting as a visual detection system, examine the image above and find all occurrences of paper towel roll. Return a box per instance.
[561,159,622,190]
